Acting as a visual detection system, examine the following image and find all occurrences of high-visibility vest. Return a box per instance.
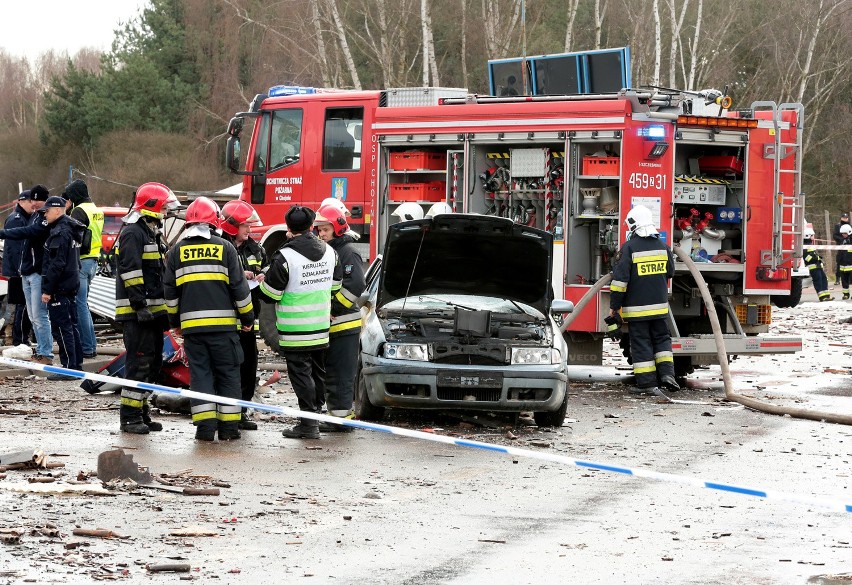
[77,202,104,259]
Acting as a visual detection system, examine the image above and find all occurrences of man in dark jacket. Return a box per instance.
[2,190,34,346]
[609,205,678,397]
[164,197,254,442]
[65,179,104,359]
[260,205,342,439]
[832,213,850,285]
[0,185,54,364]
[41,196,85,379]
[220,200,267,431]
[313,202,365,432]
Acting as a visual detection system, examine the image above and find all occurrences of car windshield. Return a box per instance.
[383,294,544,319]
[103,215,123,234]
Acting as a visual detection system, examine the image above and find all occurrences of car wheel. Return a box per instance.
[533,390,568,428]
[354,359,384,421]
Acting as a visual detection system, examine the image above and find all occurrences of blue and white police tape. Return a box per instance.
[2,355,850,514]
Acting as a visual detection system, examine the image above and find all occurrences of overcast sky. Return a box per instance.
[0,1,149,62]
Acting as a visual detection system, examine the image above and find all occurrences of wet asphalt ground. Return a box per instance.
[0,290,850,584]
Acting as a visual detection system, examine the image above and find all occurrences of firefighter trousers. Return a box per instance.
[120,319,165,423]
[282,348,326,428]
[324,333,358,416]
[238,328,258,409]
[627,318,675,389]
[185,331,243,432]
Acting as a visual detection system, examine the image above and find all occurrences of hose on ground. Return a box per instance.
[673,245,852,426]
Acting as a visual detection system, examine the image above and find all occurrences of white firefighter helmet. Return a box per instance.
[320,197,350,216]
[392,202,424,222]
[803,226,815,240]
[625,205,657,237]
[840,223,852,236]
[425,202,453,218]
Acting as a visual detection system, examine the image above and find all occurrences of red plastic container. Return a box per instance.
[698,155,743,177]
[389,181,446,202]
[389,151,446,171]
[581,156,620,176]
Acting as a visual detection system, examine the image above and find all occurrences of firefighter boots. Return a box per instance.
[660,375,681,392]
[281,422,320,439]
[239,412,258,431]
[142,405,163,432]
[218,425,242,441]
[844,293,850,300]
[120,420,151,434]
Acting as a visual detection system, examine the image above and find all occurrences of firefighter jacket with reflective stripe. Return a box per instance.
[71,201,104,259]
[164,234,254,334]
[2,204,31,277]
[327,234,365,338]
[260,232,342,351]
[609,235,674,321]
[838,237,852,272]
[42,215,85,297]
[234,235,268,309]
[0,209,49,276]
[803,247,825,272]
[114,220,168,321]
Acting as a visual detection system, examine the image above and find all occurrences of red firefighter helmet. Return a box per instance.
[220,200,262,236]
[133,182,179,220]
[315,204,349,237]
[184,196,221,227]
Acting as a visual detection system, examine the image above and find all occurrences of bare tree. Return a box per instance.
[328,0,362,89]
[666,0,690,87]
[311,0,333,87]
[563,0,581,53]
[652,0,662,84]
[594,0,608,49]
[420,0,440,86]
[481,0,523,59]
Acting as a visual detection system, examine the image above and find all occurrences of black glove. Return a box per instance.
[604,313,623,340]
[137,307,155,322]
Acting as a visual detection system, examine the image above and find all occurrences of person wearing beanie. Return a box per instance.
[833,212,850,286]
[0,184,55,365]
[65,179,104,359]
[260,205,342,439]
[40,196,86,379]
[1,190,35,346]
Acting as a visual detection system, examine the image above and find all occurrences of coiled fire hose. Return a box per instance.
[560,249,851,425]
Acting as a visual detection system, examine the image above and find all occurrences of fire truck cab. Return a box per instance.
[226,85,805,377]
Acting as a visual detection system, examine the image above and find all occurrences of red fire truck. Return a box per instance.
[226,85,804,376]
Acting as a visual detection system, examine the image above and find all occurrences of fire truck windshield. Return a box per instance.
[256,109,303,172]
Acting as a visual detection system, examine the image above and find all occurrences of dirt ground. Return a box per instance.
[0,289,850,584]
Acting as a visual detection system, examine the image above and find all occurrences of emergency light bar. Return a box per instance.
[268,85,317,97]
[677,115,758,129]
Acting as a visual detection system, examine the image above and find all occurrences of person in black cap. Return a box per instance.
[0,185,55,365]
[2,189,35,346]
[64,179,104,359]
[259,205,342,439]
[40,196,85,379]
[833,212,850,285]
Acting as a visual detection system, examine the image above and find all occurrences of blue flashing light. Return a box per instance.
[640,125,666,139]
[268,85,317,97]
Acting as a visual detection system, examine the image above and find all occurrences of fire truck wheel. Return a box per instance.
[258,302,281,353]
[354,360,384,421]
[533,391,568,428]
[770,276,803,309]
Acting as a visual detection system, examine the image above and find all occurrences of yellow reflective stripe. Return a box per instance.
[330,319,361,333]
[166,306,179,314]
[121,397,143,408]
[237,302,253,315]
[655,355,674,363]
[192,411,218,422]
[141,252,161,260]
[217,412,242,422]
[124,277,144,287]
[335,290,354,308]
[116,306,136,315]
[633,364,657,374]
[632,253,668,262]
[182,317,239,329]
[176,273,230,286]
[622,308,669,319]
[610,284,627,292]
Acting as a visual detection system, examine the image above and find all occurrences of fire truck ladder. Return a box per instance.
[751,101,806,271]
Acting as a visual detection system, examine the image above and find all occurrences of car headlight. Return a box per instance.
[511,347,560,365]
[383,343,429,361]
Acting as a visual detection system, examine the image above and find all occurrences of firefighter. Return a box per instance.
[220,200,267,431]
[40,196,85,379]
[115,182,178,434]
[164,197,254,442]
[2,189,34,347]
[832,213,850,286]
[260,205,342,440]
[609,205,678,396]
[64,179,104,359]
[0,185,55,365]
[803,227,833,302]
[838,223,852,300]
[313,203,365,431]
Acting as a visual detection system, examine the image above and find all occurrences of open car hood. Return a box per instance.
[378,215,553,315]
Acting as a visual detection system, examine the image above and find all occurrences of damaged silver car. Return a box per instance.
[356,214,573,427]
